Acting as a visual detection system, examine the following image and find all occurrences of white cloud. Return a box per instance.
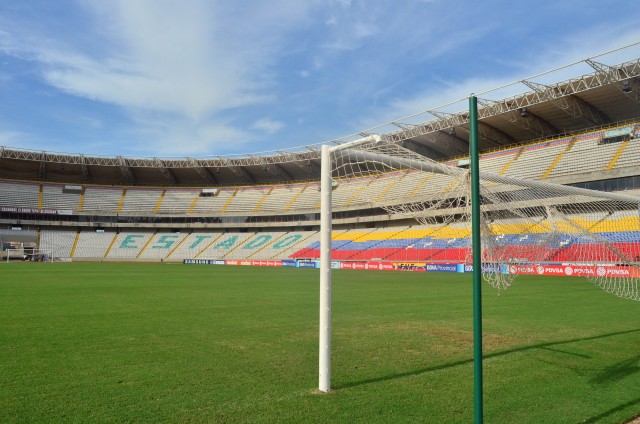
[333,0,352,8]
[359,26,640,131]
[0,129,27,146]
[2,0,639,158]
[252,118,285,134]
[0,0,313,154]
[37,1,275,120]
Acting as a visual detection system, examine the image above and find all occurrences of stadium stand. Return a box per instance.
[223,231,287,259]
[41,184,81,211]
[0,180,40,209]
[284,184,319,211]
[197,233,255,259]
[189,189,234,214]
[39,229,76,258]
[119,188,163,215]
[106,232,155,259]
[1,100,639,265]
[81,186,123,213]
[259,185,304,212]
[157,189,199,215]
[73,230,116,259]
[137,232,190,259]
[613,136,640,169]
[164,232,223,259]
[1,122,640,220]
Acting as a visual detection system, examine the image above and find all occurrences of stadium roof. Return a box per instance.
[1,51,640,186]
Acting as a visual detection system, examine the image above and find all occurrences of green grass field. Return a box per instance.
[1,263,640,423]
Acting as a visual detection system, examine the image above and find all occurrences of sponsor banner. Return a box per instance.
[183,259,225,265]
[1,207,59,215]
[394,262,427,272]
[458,264,502,273]
[508,264,640,278]
[340,262,367,270]
[507,264,536,275]
[365,261,395,271]
[250,260,283,267]
[181,259,638,279]
[425,263,458,273]
[605,126,632,138]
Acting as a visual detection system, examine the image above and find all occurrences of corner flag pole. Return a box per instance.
[469,96,484,423]
[319,144,332,392]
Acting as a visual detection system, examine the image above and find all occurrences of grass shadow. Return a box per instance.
[336,328,640,390]
[581,396,640,423]
[589,354,640,386]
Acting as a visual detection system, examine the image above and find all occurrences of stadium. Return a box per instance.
[3,46,640,423]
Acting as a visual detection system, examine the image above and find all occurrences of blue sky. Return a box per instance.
[1,0,640,157]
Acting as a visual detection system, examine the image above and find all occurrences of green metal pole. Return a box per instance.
[469,96,483,424]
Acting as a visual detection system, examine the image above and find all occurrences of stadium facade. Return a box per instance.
[1,55,640,274]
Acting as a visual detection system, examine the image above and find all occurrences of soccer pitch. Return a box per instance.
[2,263,639,423]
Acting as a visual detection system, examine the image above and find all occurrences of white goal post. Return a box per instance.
[318,134,640,392]
[5,248,55,262]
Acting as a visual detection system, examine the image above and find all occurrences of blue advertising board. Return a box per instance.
[425,263,458,273]
[457,264,502,273]
[297,260,319,268]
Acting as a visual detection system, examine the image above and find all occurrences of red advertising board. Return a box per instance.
[364,262,395,271]
[507,264,640,278]
[340,262,365,270]
[249,260,283,267]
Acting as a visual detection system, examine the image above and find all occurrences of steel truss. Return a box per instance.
[385,57,640,143]
[1,56,639,171]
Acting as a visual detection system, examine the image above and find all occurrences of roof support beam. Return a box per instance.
[154,158,177,185]
[401,139,446,159]
[426,110,510,150]
[477,122,514,146]
[520,80,611,126]
[587,59,640,104]
[392,120,468,157]
[188,158,218,185]
[290,157,320,178]
[501,109,558,137]
[428,131,469,155]
[116,156,136,184]
[222,159,256,184]
[455,122,510,149]
[262,162,294,182]
[477,98,558,137]
[425,111,476,153]
[39,152,46,180]
[79,154,90,181]
[385,57,640,144]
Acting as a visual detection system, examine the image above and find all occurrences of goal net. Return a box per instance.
[5,248,55,262]
[328,136,640,301]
